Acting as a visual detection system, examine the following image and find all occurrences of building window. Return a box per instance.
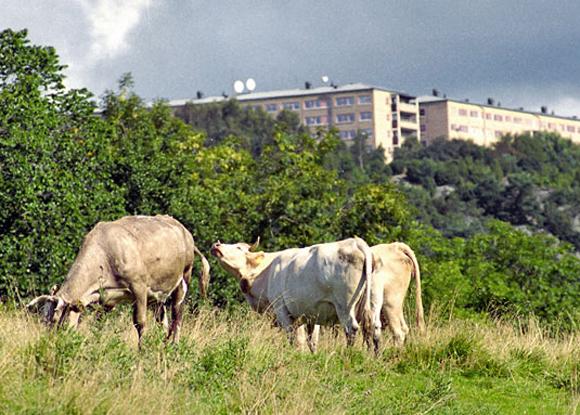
[339,130,356,140]
[470,110,479,117]
[304,99,325,109]
[505,116,512,122]
[419,108,426,116]
[358,95,372,104]
[494,114,503,121]
[305,116,322,126]
[495,131,503,138]
[420,124,427,132]
[336,113,355,123]
[392,134,399,145]
[514,117,522,124]
[360,128,373,137]
[567,125,575,132]
[336,96,354,106]
[458,109,468,116]
[359,111,372,121]
[265,103,278,112]
[283,101,300,110]
[485,113,492,120]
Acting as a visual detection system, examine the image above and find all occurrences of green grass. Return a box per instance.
[0,305,577,414]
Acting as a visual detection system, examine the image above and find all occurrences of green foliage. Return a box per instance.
[0,29,125,299]
[392,134,580,249]
[176,99,306,156]
[0,31,578,332]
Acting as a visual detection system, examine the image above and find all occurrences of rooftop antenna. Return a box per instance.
[233,80,245,94]
[246,78,256,92]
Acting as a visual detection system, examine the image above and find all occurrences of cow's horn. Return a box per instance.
[250,236,260,251]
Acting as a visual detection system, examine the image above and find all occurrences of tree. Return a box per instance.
[0,29,125,298]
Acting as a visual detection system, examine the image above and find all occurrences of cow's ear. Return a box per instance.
[240,278,251,294]
[246,251,265,268]
[27,295,61,325]
[26,295,52,312]
[250,237,260,251]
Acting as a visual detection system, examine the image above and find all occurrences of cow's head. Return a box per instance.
[210,238,262,279]
[26,293,82,329]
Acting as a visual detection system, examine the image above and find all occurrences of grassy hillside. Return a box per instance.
[1,306,577,414]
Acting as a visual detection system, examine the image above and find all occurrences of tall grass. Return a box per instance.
[0,305,577,414]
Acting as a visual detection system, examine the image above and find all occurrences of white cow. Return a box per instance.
[303,242,426,352]
[367,242,425,347]
[211,237,377,349]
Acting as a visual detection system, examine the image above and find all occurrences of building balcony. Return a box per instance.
[399,119,419,130]
[398,102,418,114]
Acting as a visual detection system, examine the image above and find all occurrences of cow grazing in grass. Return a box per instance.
[27,215,210,346]
[211,237,377,350]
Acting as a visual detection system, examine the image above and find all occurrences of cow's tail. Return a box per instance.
[194,245,211,298]
[398,243,425,333]
[354,237,374,344]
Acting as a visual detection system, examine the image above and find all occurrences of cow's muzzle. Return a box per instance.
[210,242,222,258]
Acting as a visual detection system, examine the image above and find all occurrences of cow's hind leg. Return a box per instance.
[155,304,169,332]
[167,272,190,343]
[307,323,320,353]
[383,303,406,347]
[370,286,384,355]
[131,285,148,349]
[334,304,360,347]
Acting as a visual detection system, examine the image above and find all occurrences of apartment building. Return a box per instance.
[169,83,421,162]
[419,97,580,146]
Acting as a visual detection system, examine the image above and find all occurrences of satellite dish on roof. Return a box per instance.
[233,80,245,94]
[321,75,329,84]
[246,78,256,92]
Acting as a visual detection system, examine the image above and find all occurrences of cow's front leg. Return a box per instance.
[274,304,298,348]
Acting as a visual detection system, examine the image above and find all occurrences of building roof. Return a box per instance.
[417,96,580,122]
[167,83,414,107]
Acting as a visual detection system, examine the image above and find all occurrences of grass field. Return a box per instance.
[0,305,577,414]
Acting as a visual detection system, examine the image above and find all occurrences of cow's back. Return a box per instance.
[98,215,194,293]
[372,243,413,280]
[271,238,367,324]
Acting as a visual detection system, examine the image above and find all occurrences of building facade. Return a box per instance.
[169,83,421,162]
[419,98,580,146]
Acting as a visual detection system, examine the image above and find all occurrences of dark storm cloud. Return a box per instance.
[2,0,580,114]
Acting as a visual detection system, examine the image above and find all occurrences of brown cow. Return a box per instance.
[27,215,210,346]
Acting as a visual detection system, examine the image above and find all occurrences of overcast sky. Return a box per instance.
[2,1,580,116]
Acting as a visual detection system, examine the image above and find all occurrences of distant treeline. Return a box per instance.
[1,29,578,330]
